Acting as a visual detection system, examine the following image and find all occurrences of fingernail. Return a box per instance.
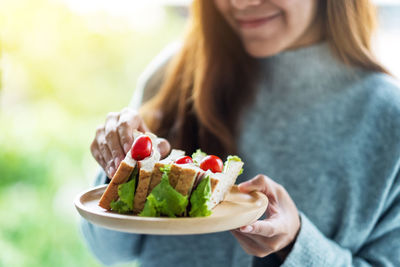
[108,167,114,177]
[123,144,130,153]
[240,225,253,233]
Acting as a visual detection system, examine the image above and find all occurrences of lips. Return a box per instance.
[236,12,282,29]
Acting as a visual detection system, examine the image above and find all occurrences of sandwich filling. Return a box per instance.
[104,145,244,217]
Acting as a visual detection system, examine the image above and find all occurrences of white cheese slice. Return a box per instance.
[209,160,244,209]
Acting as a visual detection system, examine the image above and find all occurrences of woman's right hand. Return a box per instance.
[90,107,171,178]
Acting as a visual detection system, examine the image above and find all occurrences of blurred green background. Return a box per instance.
[0,0,185,266]
[0,0,399,266]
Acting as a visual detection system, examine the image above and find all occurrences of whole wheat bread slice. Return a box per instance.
[98,160,136,210]
[174,167,198,196]
[98,130,152,210]
[133,169,153,213]
[97,131,141,210]
[132,132,160,213]
[147,149,185,194]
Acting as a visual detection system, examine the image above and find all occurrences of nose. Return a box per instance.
[231,0,263,10]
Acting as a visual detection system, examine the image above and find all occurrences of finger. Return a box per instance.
[97,127,115,177]
[230,230,272,257]
[136,114,150,132]
[105,112,125,168]
[240,220,280,237]
[233,229,283,256]
[157,138,171,159]
[117,112,135,154]
[231,229,259,248]
[238,174,281,196]
[90,140,107,169]
[121,107,149,132]
[118,108,149,153]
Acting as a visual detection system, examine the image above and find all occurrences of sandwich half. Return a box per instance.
[99,133,244,217]
[148,149,185,194]
[98,130,160,210]
[132,132,161,213]
[137,151,244,217]
[208,156,244,209]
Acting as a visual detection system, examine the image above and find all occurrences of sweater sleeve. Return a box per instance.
[80,43,180,265]
[282,179,400,267]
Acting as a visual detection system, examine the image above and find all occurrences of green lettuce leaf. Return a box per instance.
[192,149,207,164]
[110,168,138,214]
[224,155,244,175]
[139,194,159,217]
[139,164,188,217]
[189,176,212,217]
[109,199,131,214]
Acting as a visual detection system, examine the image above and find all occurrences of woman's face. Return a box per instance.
[214,0,322,57]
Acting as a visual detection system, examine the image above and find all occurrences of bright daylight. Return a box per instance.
[1,0,400,266]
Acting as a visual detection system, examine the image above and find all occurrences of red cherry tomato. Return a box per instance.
[131,136,152,160]
[199,155,223,173]
[175,156,194,164]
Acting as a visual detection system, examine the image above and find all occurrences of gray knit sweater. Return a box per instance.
[81,42,400,267]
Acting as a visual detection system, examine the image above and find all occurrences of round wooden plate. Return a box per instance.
[74,185,268,235]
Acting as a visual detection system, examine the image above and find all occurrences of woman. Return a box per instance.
[83,0,400,266]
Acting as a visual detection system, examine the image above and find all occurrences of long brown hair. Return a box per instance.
[140,0,387,157]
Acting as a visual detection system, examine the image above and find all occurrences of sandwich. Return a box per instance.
[98,131,244,217]
[98,130,160,210]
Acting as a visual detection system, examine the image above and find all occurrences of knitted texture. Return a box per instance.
[82,42,400,267]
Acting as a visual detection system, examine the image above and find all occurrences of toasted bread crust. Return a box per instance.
[169,164,181,188]
[174,168,197,196]
[147,163,165,194]
[99,154,223,212]
[210,178,219,193]
[98,161,134,210]
[133,170,153,213]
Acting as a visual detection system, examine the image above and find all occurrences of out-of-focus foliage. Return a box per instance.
[1,0,399,266]
[0,0,185,266]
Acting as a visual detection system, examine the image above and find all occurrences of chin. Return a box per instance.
[243,40,287,58]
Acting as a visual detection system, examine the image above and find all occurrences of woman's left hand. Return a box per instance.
[231,174,301,259]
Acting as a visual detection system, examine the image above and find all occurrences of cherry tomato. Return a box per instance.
[131,135,152,160]
[175,156,194,164]
[199,155,223,173]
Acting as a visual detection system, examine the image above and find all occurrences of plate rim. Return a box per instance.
[74,184,268,234]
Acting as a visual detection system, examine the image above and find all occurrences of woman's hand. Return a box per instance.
[231,175,301,259]
[90,107,171,178]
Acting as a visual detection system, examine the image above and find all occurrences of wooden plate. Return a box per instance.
[74,185,268,235]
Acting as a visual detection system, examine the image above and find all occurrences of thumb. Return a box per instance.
[240,218,280,237]
[157,138,171,159]
[238,174,268,194]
